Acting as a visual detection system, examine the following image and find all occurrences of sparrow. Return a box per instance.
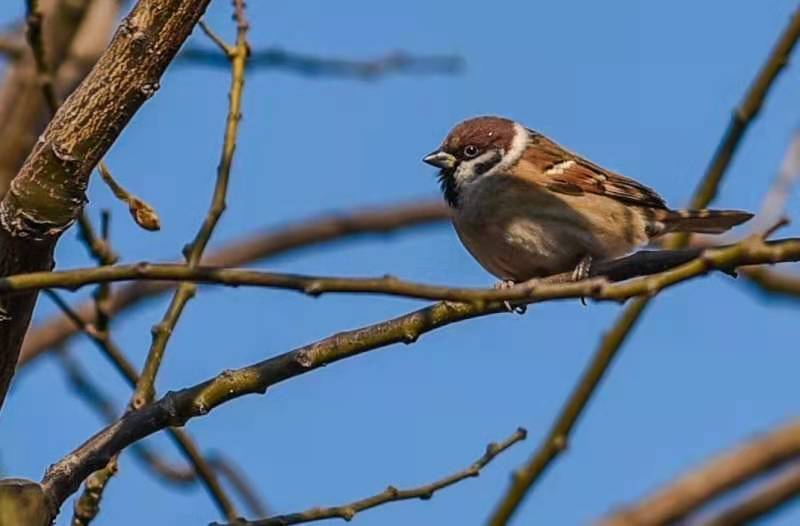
[423,116,753,284]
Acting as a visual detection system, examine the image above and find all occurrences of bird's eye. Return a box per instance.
[463,145,480,158]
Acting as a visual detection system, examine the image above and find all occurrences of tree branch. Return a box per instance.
[0,238,795,311]
[18,200,447,368]
[487,6,800,523]
[212,428,526,526]
[598,420,800,526]
[37,235,800,517]
[0,0,101,196]
[693,461,800,526]
[129,4,250,414]
[179,47,463,79]
[0,0,213,409]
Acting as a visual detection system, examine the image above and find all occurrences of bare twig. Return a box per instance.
[68,210,120,526]
[60,348,268,514]
[76,212,118,266]
[38,235,800,515]
[211,428,526,526]
[180,47,463,79]
[24,0,59,113]
[599,420,800,526]
[129,6,250,412]
[70,455,117,526]
[735,128,800,298]
[0,238,800,304]
[0,237,797,309]
[487,8,800,524]
[752,128,800,231]
[19,200,447,368]
[207,456,270,519]
[684,7,800,216]
[50,294,239,520]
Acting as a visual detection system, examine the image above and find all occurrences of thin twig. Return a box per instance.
[207,456,270,519]
[24,0,58,113]
[686,6,800,215]
[736,128,800,298]
[487,8,800,524]
[70,455,117,526]
[211,428,526,526]
[19,200,447,368]
[180,48,464,79]
[76,213,118,266]
[130,4,250,412]
[752,128,800,231]
[50,208,239,526]
[3,238,799,302]
[70,208,120,526]
[47,294,239,521]
[55,348,210,488]
[198,21,231,56]
[38,234,800,513]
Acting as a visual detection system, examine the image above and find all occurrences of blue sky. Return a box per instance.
[2,1,800,524]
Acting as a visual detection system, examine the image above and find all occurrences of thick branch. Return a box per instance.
[0,0,212,409]
[48,291,239,520]
[599,420,800,526]
[694,461,800,526]
[0,0,99,196]
[18,200,447,368]
[38,236,798,515]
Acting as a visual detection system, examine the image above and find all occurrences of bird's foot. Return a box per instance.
[494,280,527,314]
[572,255,593,306]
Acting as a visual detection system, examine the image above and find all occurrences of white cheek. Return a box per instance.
[454,123,530,190]
[453,150,496,186]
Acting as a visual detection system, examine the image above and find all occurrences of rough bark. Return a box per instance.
[0,0,212,410]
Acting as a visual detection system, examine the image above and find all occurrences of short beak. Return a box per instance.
[423,150,457,170]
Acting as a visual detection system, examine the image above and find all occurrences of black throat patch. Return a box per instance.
[437,169,460,208]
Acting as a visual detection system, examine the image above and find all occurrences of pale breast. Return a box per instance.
[452,174,650,281]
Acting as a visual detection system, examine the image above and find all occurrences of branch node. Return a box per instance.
[303,281,323,297]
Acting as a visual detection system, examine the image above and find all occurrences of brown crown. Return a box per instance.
[440,116,517,158]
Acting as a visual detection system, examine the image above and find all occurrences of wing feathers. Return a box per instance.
[518,130,668,210]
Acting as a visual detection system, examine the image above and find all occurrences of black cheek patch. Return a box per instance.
[473,151,502,175]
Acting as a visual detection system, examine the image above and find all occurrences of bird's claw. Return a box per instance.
[572,255,593,306]
[494,280,527,314]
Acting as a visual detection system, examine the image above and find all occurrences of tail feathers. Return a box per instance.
[653,209,754,235]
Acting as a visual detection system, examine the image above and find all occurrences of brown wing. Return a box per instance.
[518,129,667,209]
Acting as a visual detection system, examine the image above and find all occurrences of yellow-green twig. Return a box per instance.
[130,10,250,413]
